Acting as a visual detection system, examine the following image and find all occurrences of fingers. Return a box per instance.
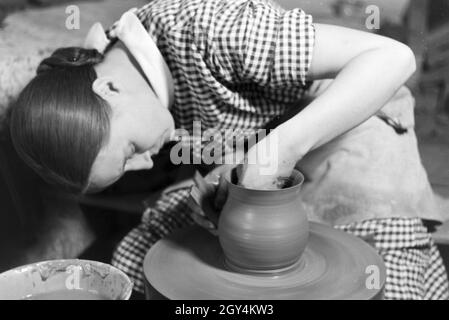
[237,162,280,190]
[213,174,228,211]
[191,211,218,236]
[235,163,244,184]
[195,168,229,212]
[187,188,218,236]
[190,210,216,230]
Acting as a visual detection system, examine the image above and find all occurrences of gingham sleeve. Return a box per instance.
[211,0,315,88]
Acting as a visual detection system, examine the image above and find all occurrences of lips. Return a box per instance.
[148,136,164,155]
[142,150,152,161]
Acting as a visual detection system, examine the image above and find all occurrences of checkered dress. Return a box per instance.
[335,218,449,300]
[133,0,314,138]
[109,0,449,299]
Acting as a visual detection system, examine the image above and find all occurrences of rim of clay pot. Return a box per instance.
[225,168,304,193]
[0,259,133,300]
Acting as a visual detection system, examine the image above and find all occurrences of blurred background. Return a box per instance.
[0,0,448,274]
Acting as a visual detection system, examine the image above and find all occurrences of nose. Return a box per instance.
[124,151,154,171]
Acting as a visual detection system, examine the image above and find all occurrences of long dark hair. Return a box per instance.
[9,47,110,193]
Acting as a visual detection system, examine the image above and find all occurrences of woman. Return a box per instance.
[9,0,448,299]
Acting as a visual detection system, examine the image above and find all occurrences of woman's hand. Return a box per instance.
[238,125,304,190]
[188,164,236,235]
[240,25,416,190]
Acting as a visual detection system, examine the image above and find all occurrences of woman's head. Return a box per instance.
[10,45,175,193]
[10,47,109,192]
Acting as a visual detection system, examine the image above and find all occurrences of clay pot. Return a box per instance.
[218,169,308,273]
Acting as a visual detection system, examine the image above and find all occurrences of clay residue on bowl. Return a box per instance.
[0,259,133,300]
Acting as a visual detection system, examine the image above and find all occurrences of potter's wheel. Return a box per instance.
[143,223,386,300]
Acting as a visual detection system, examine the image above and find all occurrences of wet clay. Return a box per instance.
[0,260,133,300]
[24,290,109,300]
[218,169,309,272]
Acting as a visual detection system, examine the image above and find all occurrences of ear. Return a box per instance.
[84,22,110,53]
[92,77,120,101]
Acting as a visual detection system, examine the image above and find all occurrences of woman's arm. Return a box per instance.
[240,24,416,188]
[284,23,416,154]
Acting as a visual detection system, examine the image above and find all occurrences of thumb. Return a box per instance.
[213,174,228,211]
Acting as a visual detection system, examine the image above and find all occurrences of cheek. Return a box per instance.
[89,155,123,191]
[131,109,164,149]
[126,100,173,150]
